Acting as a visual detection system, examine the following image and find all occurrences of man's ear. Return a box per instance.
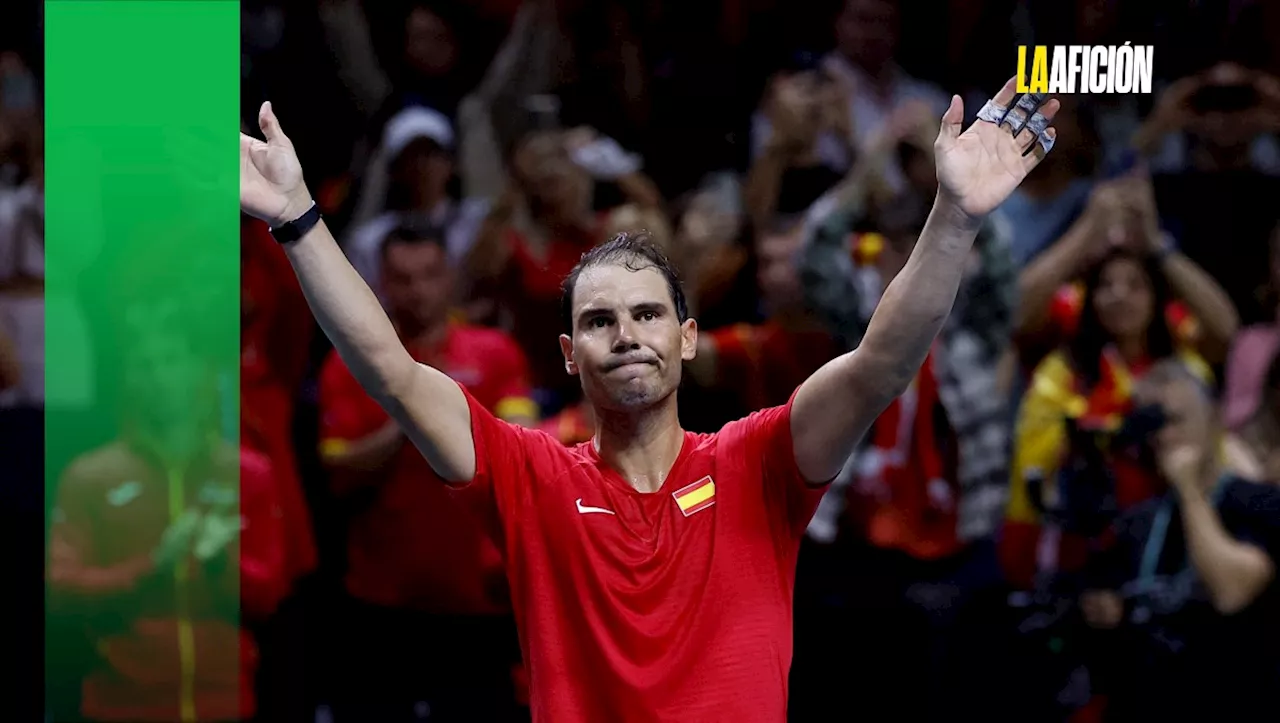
[680,318,698,361]
[560,333,578,375]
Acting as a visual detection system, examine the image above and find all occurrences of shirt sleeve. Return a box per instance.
[731,389,829,541]
[457,380,557,539]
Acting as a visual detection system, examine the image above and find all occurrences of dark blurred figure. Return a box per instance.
[318,226,534,722]
[0,45,43,723]
[1222,222,1280,436]
[1082,360,1280,723]
[241,216,319,723]
[1224,351,1280,485]
[321,0,468,123]
[48,303,290,723]
[1136,62,1280,324]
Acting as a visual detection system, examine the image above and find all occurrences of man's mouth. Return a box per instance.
[607,358,656,372]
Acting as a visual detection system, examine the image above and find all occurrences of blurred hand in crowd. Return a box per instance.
[1073,171,1161,264]
[765,73,824,157]
[1081,589,1123,629]
[511,130,594,232]
[1137,62,1280,157]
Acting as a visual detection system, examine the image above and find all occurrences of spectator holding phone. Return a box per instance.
[1081,359,1280,723]
[1137,62,1280,323]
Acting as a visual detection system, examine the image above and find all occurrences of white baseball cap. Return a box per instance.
[381,105,455,158]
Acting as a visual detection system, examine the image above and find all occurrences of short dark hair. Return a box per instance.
[381,221,447,259]
[559,230,688,334]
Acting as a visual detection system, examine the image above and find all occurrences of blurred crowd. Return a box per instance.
[7,0,1280,721]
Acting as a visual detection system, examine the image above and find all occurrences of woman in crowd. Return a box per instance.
[1004,242,1223,590]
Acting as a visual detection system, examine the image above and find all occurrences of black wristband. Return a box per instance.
[268,203,322,244]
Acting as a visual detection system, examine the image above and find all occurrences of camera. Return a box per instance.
[1028,404,1167,537]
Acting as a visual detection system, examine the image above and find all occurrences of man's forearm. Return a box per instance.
[1158,251,1240,359]
[790,197,980,483]
[283,220,417,401]
[743,144,790,230]
[860,196,982,389]
[1179,489,1275,614]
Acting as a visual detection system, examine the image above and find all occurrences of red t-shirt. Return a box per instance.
[241,219,317,584]
[318,324,536,613]
[457,384,826,722]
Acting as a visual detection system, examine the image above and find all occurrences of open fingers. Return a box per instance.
[1022,128,1057,170]
[1013,97,1059,154]
[991,76,1019,108]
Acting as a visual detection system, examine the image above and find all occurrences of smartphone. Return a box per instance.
[1189,83,1258,113]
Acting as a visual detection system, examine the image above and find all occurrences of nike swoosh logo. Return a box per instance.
[576,498,616,515]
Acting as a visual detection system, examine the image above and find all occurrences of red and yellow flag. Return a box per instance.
[672,476,716,517]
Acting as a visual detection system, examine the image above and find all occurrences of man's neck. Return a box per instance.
[592,398,685,494]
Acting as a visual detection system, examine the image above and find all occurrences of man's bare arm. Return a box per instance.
[241,103,476,482]
[791,79,1059,483]
[791,198,980,482]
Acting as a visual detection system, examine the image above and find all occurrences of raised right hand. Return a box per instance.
[240,101,314,227]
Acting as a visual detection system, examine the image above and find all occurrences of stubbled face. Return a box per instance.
[392,138,453,205]
[756,224,805,313]
[835,0,898,73]
[1092,255,1155,343]
[560,263,696,413]
[381,239,453,332]
[404,7,457,78]
[514,132,592,222]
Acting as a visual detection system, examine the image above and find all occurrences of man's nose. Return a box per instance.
[611,320,639,351]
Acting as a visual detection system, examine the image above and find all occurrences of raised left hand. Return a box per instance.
[934,77,1059,220]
